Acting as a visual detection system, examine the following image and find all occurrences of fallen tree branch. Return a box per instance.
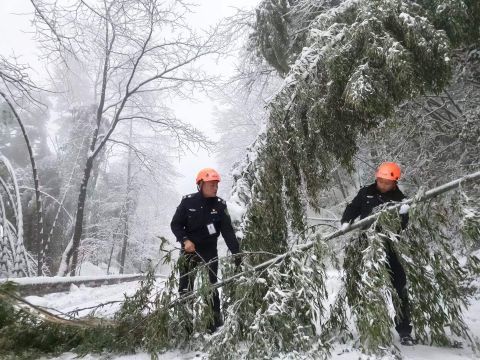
[0,289,115,327]
[2,171,479,328]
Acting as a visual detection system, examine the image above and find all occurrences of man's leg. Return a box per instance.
[177,252,199,335]
[386,245,413,338]
[200,251,222,330]
[207,258,221,316]
[178,252,197,295]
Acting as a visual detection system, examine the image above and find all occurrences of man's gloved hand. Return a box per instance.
[399,204,410,215]
[183,239,195,253]
[340,222,350,231]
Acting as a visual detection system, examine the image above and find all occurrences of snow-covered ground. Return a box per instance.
[29,273,479,360]
[26,281,146,318]
[42,351,203,360]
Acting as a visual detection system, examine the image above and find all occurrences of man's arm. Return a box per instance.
[170,200,189,243]
[340,189,364,224]
[219,205,240,256]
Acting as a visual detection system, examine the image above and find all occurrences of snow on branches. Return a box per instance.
[232,0,479,266]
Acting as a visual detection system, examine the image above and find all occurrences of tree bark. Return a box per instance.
[119,119,133,274]
[106,240,115,275]
[67,154,95,275]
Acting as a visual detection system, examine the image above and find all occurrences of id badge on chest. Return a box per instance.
[207,223,216,235]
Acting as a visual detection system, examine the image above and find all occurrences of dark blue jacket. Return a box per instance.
[170,191,240,255]
[341,182,408,229]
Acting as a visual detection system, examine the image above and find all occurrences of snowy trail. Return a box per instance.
[29,275,480,359]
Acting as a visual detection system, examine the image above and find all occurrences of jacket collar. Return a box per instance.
[368,182,399,196]
[195,190,217,202]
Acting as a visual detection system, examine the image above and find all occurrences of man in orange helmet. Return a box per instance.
[340,162,414,345]
[171,167,241,332]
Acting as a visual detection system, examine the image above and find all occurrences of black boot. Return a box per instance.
[207,312,224,334]
[400,334,417,346]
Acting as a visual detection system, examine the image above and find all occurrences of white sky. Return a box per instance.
[0,0,259,197]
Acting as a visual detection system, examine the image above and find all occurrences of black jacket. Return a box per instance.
[170,191,240,255]
[341,182,408,229]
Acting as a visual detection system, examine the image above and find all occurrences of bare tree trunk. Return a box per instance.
[119,218,129,274]
[44,137,83,275]
[68,154,95,275]
[106,240,115,275]
[119,119,133,274]
[0,91,44,276]
[60,9,113,276]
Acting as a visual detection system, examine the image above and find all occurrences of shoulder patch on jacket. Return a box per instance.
[217,197,227,205]
[182,193,196,200]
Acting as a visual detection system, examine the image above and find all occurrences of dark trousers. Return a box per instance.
[178,249,220,314]
[385,241,412,337]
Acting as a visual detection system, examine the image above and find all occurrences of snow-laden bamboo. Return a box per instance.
[174,170,480,306]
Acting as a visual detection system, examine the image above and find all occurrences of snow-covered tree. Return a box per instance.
[29,0,226,275]
[213,54,281,198]
[233,0,479,262]
[0,155,33,277]
[218,0,480,355]
[0,95,50,275]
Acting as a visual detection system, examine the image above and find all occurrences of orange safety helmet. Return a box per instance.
[196,168,221,184]
[375,162,401,181]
